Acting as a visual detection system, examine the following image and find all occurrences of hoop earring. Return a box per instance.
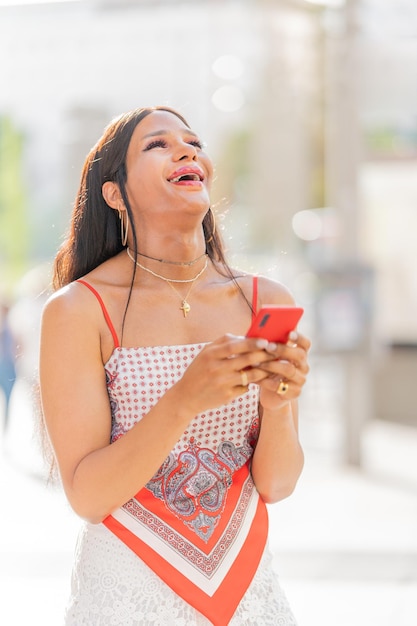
[205,208,216,244]
[118,209,129,247]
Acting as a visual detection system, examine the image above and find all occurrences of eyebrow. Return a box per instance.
[142,129,198,139]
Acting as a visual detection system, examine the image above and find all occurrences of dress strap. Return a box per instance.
[76,279,120,349]
[251,276,258,322]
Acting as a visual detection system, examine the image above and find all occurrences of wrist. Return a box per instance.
[166,382,199,425]
[260,401,293,423]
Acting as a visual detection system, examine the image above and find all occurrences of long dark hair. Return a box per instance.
[53,106,227,290]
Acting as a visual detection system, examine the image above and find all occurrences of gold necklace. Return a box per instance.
[165,278,198,317]
[127,248,208,283]
[126,248,208,317]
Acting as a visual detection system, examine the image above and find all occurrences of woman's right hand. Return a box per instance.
[174,334,276,416]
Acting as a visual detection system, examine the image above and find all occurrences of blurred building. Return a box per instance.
[0,0,322,251]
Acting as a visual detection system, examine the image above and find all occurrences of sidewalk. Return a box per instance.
[1,379,417,625]
[268,418,417,626]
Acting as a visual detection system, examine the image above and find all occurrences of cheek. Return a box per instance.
[127,179,160,207]
[125,165,160,202]
[202,160,214,190]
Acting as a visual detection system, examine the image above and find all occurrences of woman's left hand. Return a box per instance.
[257,331,311,411]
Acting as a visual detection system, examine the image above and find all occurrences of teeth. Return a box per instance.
[170,173,201,182]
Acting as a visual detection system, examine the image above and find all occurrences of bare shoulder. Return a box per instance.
[41,279,104,346]
[256,274,296,306]
[43,280,94,320]
[231,269,296,306]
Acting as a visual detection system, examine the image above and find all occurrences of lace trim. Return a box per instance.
[65,524,297,626]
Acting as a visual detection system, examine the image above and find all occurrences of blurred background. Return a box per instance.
[0,0,416,624]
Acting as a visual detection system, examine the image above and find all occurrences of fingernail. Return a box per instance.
[256,338,269,349]
[267,342,277,351]
[289,330,298,342]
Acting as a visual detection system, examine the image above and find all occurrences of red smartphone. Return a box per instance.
[246,305,304,343]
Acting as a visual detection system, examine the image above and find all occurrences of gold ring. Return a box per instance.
[276,380,289,395]
[240,370,249,387]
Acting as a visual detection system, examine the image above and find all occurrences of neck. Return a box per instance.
[130,248,207,267]
[130,232,207,268]
[126,248,209,285]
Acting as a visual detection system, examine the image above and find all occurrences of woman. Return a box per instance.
[39,106,310,625]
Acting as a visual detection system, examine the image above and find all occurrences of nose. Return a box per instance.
[175,140,198,161]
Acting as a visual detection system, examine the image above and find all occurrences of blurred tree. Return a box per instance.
[0,116,29,292]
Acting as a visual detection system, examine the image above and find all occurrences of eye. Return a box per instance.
[143,139,168,151]
[188,139,205,150]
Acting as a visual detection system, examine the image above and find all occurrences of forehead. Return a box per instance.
[131,110,192,143]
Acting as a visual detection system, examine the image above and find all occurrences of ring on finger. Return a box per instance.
[240,370,249,387]
[276,379,289,395]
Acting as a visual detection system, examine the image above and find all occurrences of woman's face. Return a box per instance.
[124,110,213,220]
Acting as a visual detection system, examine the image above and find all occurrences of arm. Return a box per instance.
[39,287,196,523]
[40,285,276,524]
[251,400,304,504]
[249,279,311,503]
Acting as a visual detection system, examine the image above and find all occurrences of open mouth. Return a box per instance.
[169,173,203,183]
[170,173,201,182]
[168,168,205,184]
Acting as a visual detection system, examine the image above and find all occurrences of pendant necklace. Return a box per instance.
[126,248,208,317]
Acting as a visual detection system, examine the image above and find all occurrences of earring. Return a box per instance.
[205,208,216,244]
[118,208,129,246]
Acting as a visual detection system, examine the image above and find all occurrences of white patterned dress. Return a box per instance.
[65,282,298,626]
